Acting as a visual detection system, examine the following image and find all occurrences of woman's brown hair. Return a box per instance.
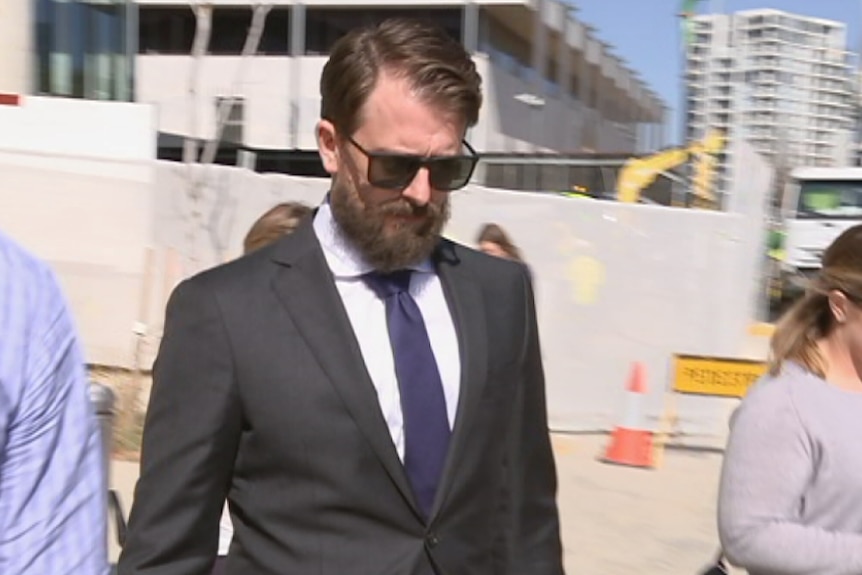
[243,202,312,254]
[476,223,523,262]
[769,224,862,376]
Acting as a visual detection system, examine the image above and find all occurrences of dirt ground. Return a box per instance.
[110,433,734,574]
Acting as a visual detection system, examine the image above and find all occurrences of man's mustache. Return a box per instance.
[378,200,441,219]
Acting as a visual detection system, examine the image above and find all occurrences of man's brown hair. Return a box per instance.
[320,18,483,136]
[243,202,312,254]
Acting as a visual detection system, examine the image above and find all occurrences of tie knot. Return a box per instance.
[363,270,412,299]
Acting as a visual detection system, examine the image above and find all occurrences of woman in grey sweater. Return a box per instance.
[718,224,862,575]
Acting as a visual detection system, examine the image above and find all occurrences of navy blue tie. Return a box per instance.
[363,270,451,518]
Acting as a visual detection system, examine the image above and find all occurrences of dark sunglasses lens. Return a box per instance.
[368,156,420,190]
[429,157,476,191]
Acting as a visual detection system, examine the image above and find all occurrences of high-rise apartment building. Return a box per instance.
[686,9,856,195]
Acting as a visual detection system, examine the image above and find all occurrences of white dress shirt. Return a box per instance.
[217,503,233,556]
[312,201,461,461]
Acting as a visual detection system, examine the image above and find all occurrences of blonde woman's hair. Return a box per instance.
[769,224,862,376]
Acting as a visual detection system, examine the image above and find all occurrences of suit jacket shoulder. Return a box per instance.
[437,238,533,299]
[176,218,320,298]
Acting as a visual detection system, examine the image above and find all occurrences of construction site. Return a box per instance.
[2,0,862,573]
[1,92,774,575]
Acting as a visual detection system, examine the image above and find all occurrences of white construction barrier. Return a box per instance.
[0,147,772,441]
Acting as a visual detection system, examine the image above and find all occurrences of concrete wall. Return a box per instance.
[445,187,769,440]
[0,149,772,441]
[0,96,158,160]
[0,97,157,365]
[0,0,33,94]
[0,151,155,367]
[136,55,297,149]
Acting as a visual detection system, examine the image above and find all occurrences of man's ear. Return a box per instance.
[317,119,339,175]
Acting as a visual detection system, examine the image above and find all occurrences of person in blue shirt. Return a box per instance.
[0,231,109,575]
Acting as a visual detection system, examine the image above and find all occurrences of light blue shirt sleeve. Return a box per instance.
[0,233,109,575]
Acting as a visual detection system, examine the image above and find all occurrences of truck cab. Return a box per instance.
[776,167,862,308]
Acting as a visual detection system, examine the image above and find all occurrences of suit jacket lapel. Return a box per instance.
[268,221,420,517]
[429,241,489,520]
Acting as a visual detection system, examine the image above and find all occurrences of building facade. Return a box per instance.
[686,9,856,194]
[133,0,666,155]
[0,0,667,160]
[855,71,862,166]
[0,1,35,95]
[1,0,136,101]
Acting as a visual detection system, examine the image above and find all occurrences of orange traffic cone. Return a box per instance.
[600,362,655,469]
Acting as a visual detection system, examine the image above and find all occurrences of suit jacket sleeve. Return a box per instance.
[118,278,242,575]
[505,266,565,574]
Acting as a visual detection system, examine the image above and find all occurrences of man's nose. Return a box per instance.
[401,167,432,206]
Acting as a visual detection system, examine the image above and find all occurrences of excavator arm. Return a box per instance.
[616,129,724,204]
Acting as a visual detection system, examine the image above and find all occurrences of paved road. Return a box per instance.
[110,434,733,574]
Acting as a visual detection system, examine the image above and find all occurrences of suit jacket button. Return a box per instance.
[427,532,440,547]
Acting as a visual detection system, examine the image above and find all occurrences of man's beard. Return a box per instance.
[330,181,450,273]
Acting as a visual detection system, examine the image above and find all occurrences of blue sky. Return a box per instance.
[571,0,861,144]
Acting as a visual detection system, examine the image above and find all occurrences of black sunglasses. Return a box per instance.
[345,136,479,192]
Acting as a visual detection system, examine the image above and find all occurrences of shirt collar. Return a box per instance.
[312,195,434,279]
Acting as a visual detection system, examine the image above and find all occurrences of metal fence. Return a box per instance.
[89,381,127,554]
[479,154,680,205]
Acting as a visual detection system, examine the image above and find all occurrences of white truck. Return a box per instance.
[773,167,862,312]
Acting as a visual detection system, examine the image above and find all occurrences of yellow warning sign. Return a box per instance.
[672,355,767,398]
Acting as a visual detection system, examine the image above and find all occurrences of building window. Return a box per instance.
[305,8,462,55]
[210,9,251,55]
[35,0,134,101]
[139,7,290,56]
[544,58,559,97]
[139,7,195,54]
[569,74,580,99]
[259,9,290,55]
[215,97,244,144]
[480,11,530,79]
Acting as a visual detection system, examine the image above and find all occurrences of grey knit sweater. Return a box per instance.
[718,362,862,574]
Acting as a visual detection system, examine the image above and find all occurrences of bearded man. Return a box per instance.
[118,18,563,575]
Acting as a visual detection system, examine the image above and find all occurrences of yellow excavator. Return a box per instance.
[616,129,725,205]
